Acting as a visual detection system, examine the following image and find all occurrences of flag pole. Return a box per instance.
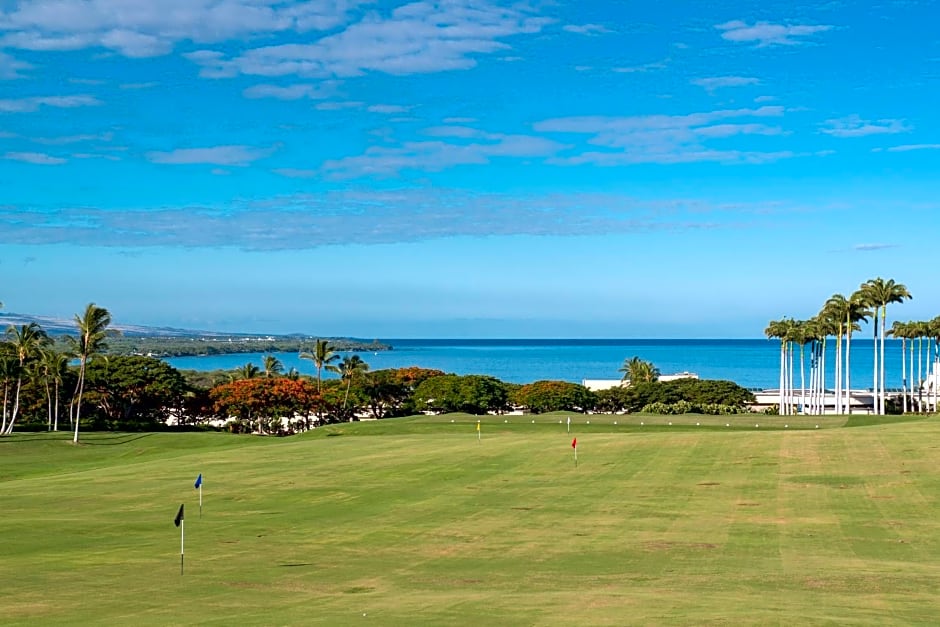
[180,518,185,575]
[477,420,481,442]
[174,503,185,575]
[199,484,203,518]
[567,416,570,434]
[572,437,578,468]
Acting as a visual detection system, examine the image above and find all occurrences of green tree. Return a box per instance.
[2,323,50,435]
[619,356,660,384]
[338,354,369,411]
[37,346,69,431]
[262,354,284,378]
[413,374,509,415]
[300,339,341,393]
[84,356,188,430]
[858,278,912,414]
[512,380,595,414]
[234,362,261,380]
[67,303,113,443]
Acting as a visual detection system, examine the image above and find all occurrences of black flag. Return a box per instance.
[174,504,184,527]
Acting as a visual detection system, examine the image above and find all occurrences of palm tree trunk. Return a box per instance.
[872,310,879,415]
[835,330,843,414]
[53,380,60,431]
[901,336,907,414]
[73,359,86,444]
[799,344,806,414]
[788,342,794,415]
[778,341,785,415]
[918,335,924,411]
[880,307,887,415]
[5,376,23,435]
[846,326,853,415]
[45,379,53,431]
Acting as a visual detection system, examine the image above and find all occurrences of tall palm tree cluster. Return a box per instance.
[0,303,112,440]
[765,277,938,416]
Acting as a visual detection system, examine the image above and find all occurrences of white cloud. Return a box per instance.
[562,23,611,35]
[612,59,668,74]
[315,100,363,110]
[146,144,277,166]
[242,82,338,100]
[273,168,318,178]
[821,115,910,138]
[885,143,940,152]
[0,94,101,113]
[32,132,113,145]
[0,0,371,57]
[692,76,760,91]
[0,51,32,79]
[367,104,411,114]
[186,1,552,78]
[322,129,566,178]
[716,20,832,46]
[4,151,66,164]
[853,243,898,251]
[535,106,790,165]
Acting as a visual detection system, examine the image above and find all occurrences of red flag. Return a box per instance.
[571,437,577,449]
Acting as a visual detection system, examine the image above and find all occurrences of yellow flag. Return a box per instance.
[476,422,480,431]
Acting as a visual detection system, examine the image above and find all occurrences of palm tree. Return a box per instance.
[38,347,69,431]
[300,339,341,392]
[67,303,113,444]
[338,355,369,411]
[0,352,19,434]
[235,363,261,380]
[888,321,914,413]
[619,356,660,385]
[3,323,50,435]
[859,278,912,414]
[262,354,283,378]
[765,318,794,415]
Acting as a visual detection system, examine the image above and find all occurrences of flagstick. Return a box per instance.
[180,519,185,576]
[199,485,203,518]
[574,446,578,468]
[477,420,481,442]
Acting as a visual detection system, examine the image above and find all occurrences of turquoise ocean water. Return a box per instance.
[165,339,919,390]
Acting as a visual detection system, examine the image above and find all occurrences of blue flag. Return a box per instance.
[194,473,202,489]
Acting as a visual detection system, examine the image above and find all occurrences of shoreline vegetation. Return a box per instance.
[79,335,392,358]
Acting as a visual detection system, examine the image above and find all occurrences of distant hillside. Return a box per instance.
[0,312,392,356]
[0,312,227,338]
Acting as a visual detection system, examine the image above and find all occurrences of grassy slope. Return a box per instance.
[2,415,939,625]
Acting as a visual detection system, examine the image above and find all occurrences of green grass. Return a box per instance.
[3,415,940,625]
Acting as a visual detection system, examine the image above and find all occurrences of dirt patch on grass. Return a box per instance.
[737,501,761,507]
[697,482,720,486]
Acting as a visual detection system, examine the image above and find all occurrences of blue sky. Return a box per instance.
[1,0,937,338]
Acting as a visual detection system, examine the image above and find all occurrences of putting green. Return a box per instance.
[2,415,939,625]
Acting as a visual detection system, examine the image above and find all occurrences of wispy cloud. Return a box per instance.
[854,243,898,251]
[146,145,277,166]
[535,106,790,165]
[692,76,760,92]
[4,151,66,165]
[821,115,910,137]
[0,94,101,113]
[563,24,611,36]
[884,143,940,152]
[0,190,778,250]
[273,168,318,178]
[32,132,113,145]
[367,104,411,114]
[242,82,338,100]
[186,2,551,78]
[322,129,566,178]
[0,51,32,79]
[612,59,669,74]
[716,20,833,46]
[0,0,370,57]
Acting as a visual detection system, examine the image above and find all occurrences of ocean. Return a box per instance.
[164,338,919,390]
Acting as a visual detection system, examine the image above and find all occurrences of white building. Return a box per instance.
[582,372,699,392]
